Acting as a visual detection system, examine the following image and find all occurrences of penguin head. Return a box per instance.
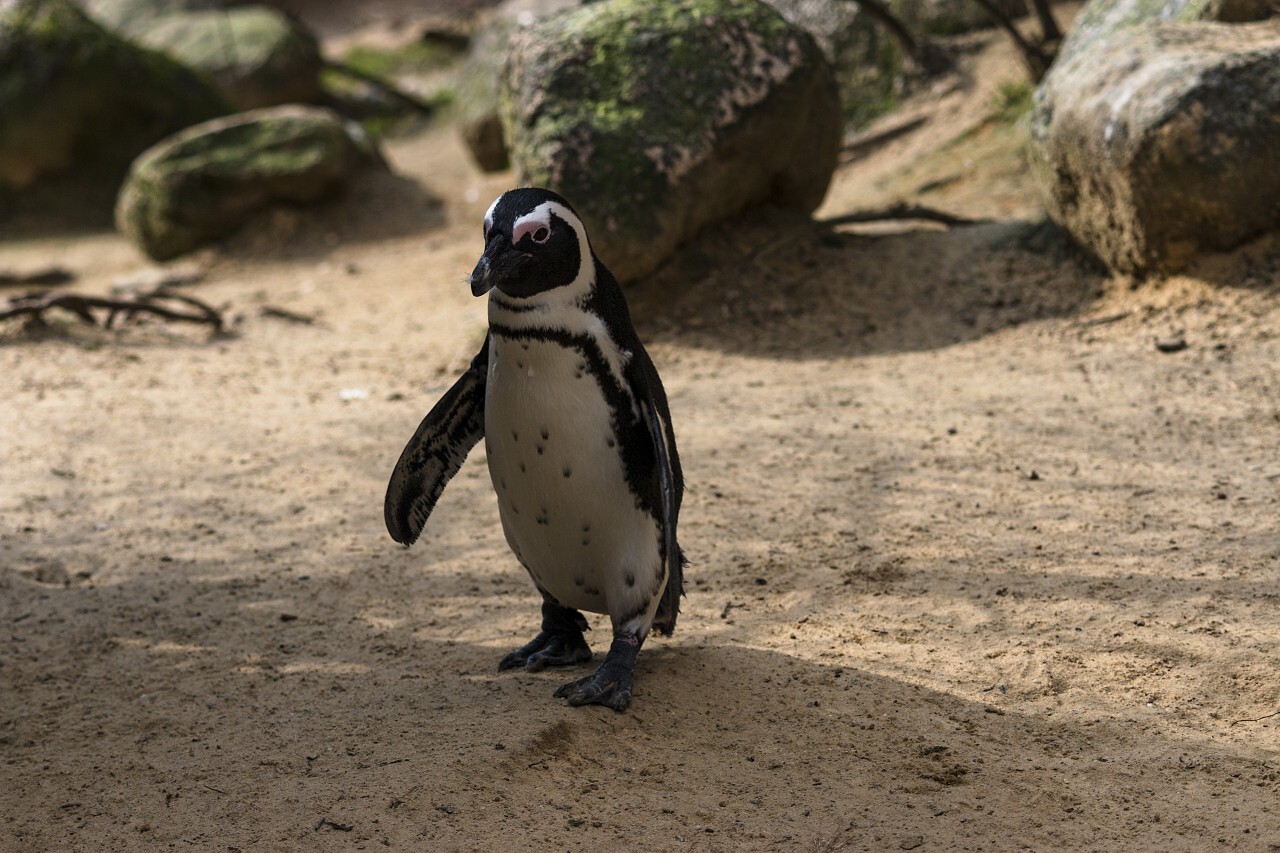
[469,188,590,299]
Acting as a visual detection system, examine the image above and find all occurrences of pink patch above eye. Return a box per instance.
[513,218,551,244]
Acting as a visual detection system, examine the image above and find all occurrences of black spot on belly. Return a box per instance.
[510,503,520,515]
[582,521,591,532]
[625,571,636,587]
[541,428,549,440]
[519,462,526,473]
[536,443,544,455]
[581,536,590,546]
[584,586,600,596]
[574,576,584,587]
[535,509,549,525]
[562,467,572,478]
[512,430,519,442]
[516,360,525,370]
[606,437,616,448]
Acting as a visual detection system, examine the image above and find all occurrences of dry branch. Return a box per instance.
[0,287,228,333]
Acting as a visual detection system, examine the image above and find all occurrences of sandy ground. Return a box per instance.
[4,24,1280,852]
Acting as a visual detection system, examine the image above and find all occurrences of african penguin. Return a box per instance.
[385,187,686,711]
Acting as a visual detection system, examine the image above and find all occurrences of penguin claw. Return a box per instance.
[498,630,592,672]
[553,672,633,711]
[552,633,641,711]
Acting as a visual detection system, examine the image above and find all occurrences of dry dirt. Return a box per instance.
[4,24,1280,853]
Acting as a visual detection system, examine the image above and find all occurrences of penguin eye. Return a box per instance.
[531,226,551,244]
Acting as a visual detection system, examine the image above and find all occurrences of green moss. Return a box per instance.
[343,40,464,79]
[988,79,1033,123]
[506,0,808,237]
[0,0,228,188]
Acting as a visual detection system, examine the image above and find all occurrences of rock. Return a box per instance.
[116,105,385,260]
[1061,0,1270,58]
[501,0,841,281]
[454,0,582,172]
[129,7,325,110]
[1029,20,1280,274]
[0,0,229,190]
[77,0,217,37]
[892,0,1032,36]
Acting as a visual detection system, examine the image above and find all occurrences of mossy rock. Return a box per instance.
[454,0,582,172]
[116,105,385,260]
[1029,21,1280,274]
[501,0,840,281]
[131,7,325,110]
[1057,0,1271,60]
[78,0,218,37]
[0,0,229,190]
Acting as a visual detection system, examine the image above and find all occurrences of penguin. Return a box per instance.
[385,187,685,711]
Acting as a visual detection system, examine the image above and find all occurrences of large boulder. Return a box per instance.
[116,105,385,260]
[1060,0,1270,56]
[1029,13,1280,274]
[77,0,217,37]
[455,0,582,172]
[128,7,325,110]
[501,0,841,281]
[0,0,228,190]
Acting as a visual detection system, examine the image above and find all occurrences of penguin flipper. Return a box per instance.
[633,368,683,635]
[384,338,489,546]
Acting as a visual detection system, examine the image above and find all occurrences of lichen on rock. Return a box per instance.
[0,0,228,190]
[115,105,385,260]
[501,0,840,281]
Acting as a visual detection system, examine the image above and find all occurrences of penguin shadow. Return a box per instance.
[631,208,1105,359]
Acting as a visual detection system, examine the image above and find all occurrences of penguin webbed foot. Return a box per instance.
[500,597,593,672]
[499,629,592,672]
[553,633,641,711]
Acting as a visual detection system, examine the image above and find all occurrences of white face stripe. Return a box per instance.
[512,206,552,245]
[483,196,501,236]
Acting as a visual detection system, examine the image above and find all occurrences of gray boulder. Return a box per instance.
[1030,14,1280,274]
[455,0,581,172]
[501,0,841,281]
[1060,0,1270,56]
[0,0,228,190]
[129,7,325,110]
[77,0,217,36]
[116,105,385,260]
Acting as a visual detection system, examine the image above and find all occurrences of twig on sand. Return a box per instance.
[0,287,228,333]
[1231,709,1280,726]
[259,305,317,325]
[314,818,354,832]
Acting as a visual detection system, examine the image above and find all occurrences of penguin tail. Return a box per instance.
[653,546,687,637]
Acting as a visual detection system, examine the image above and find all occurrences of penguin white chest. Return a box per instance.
[483,334,662,619]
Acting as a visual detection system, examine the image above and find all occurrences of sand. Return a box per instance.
[3,21,1279,852]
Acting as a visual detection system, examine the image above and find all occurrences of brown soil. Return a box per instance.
[4,22,1280,853]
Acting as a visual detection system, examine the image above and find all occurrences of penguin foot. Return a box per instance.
[499,630,592,672]
[553,633,641,711]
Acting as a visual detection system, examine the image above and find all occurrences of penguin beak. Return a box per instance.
[469,254,493,297]
[469,237,525,297]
